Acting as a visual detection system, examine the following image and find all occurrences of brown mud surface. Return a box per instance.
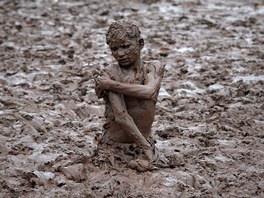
[0,0,264,197]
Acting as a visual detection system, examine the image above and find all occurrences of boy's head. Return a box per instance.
[106,20,141,44]
[106,20,144,67]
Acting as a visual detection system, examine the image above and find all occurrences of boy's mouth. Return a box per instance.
[118,58,128,64]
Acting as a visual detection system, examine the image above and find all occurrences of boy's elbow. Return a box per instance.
[144,88,156,99]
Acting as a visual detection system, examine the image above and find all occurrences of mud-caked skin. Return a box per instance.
[95,20,165,163]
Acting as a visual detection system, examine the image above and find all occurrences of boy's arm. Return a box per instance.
[97,61,165,100]
[108,91,151,149]
[95,71,109,98]
[95,65,119,98]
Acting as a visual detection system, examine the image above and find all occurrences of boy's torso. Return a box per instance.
[105,61,157,138]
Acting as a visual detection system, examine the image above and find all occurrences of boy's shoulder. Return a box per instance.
[104,63,118,71]
[103,63,121,80]
[143,60,166,71]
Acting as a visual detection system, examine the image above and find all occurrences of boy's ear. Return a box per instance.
[138,38,144,48]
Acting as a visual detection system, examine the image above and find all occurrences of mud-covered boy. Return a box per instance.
[95,20,165,166]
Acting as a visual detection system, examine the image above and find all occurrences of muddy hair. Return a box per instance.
[106,20,141,44]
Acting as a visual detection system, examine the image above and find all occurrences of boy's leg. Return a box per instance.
[108,92,151,150]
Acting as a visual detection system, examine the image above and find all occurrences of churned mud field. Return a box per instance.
[1,0,264,197]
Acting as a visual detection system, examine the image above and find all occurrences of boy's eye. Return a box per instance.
[123,44,130,49]
[111,47,118,51]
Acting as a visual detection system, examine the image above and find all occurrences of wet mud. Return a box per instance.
[0,0,264,197]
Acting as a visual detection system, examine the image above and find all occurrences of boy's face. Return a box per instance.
[108,35,143,68]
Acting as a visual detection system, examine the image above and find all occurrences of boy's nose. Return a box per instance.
[117,49,125,57]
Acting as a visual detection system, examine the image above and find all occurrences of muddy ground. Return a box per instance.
[0,0,264,197]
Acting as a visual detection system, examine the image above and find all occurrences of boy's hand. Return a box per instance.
[94,72,112,98]
[157,65,165,77]
[95,75,112,90]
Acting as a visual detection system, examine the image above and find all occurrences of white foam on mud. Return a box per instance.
[245,37,253,45]
[228,102,242,108]
[58,1,85,7]
[157,2,182,14]
[28,152,63,164]
[32,143,46,152]
[164,175,178,187]
[218,139,237,148]
[48,64,64,70]
[0,110,9,115]
[218,139,230,145]
[208,83,225,90]
[7,71,52,85]
[229,5,254,13]
[7,75,29,86]
[86,136,94,145]
[256,6,264,14]
[159,87,171,97]
[3,42,20,50]
[232,75,264,83]
[156,138,192,150]
[184,125,206,132]
[224,16,239,23]
[192,64,204,73]
[174,81,205,97]
[155,139,171,149]
[233,66,248,72]
[41,30,57,36]
[177,47,194,53]
[33,171,55,180]
[215,154,233,162]
[254,120,264,125]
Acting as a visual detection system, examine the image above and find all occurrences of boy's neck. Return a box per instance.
[120,58,142,72]
[133,58,142,72]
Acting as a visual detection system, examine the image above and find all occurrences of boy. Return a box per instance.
[95,20,165,166]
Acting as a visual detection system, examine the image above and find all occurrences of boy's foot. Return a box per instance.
[143,145,159,162]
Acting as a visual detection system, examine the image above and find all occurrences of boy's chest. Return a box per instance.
[119,67,146,84]
[121,73,140,84]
